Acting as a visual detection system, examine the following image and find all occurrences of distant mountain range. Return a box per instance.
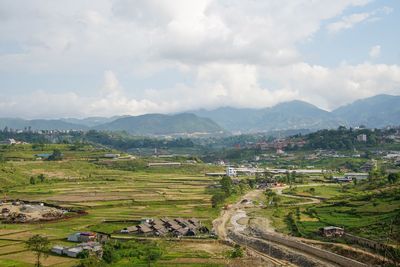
[0,113,224,136]
[191,100,343,133]
[0,94,399,135]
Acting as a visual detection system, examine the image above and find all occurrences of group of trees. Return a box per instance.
[211,176,252,208]
[29,174,46,185]
[299,127,385,150]
[79,240,163,267]
[84,130,194,150]
[264,189,281,207]
[47,149,63,161]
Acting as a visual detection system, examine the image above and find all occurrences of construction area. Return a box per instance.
[0,201,67,223]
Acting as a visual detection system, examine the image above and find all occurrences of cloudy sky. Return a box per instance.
[0,0,399,118]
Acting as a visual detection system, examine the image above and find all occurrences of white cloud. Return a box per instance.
[326,6,393,33]
[0,0,398,118]
[369,45,381,59]
[327,12,371,33]
[263,62,400,110]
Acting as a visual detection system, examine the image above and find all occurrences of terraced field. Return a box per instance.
[0,144,252,266]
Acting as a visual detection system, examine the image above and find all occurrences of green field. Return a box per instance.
[0,144,249,266]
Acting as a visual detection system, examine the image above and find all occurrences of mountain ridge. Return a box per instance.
[0,94,399,135]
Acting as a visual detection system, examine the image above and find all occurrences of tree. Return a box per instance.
[141,243,163,267]
[102,243,120,264]
[309,187,316,195]
[387,173,399,184]
[220,176,234,196]
[211,192,226,208]
[48,149,63,161]
[30,176,36,185]
[38,174,45,183]
[272,195,281,207]
[25,235,50,267]
[76,254,105,267]
[229,244,244,258]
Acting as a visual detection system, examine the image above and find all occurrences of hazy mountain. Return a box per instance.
[192,100,344,132]
[0,118,88,131]
[61,116,127,127]
[332,94,400,128]
[1,94,399,135]
[94,113,225,135]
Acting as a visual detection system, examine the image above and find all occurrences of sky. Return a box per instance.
[0,0,399,119]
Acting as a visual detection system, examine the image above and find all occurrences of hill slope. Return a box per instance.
[94,113,225,135]
[192,100,343,132]
[332,94,400,128]
[0,118,88,131]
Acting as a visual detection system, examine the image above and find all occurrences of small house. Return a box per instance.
[79,232,97,242]
[64,247,83,258]
[51,245,64,255]
[319,226,344,237]
[136,224,153,235]
[121,226,137,234]
[67,232,96,242]
[344,173,368,181]
[173,228,188,237]
[333,176,352,183]
[67,233,80,242]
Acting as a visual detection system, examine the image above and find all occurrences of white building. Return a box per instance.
[226,167,237,177]
[345,172,369,180]
[51,245,64,255]
[357,134,367,142]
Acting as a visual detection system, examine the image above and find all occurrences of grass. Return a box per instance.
[283,184,346,199]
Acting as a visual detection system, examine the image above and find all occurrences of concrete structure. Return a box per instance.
[226,167,237,177]
[334,176,353,183]
[51,242,102,258]
[67,232,96,242]
[51,245,64,255]
[205,172,225,177]
[104,153,120,159]
[229,230,366,267]
[357,134,367,142]
[344,172,369,180]
[319,226,344,237]
[147,162,181,167]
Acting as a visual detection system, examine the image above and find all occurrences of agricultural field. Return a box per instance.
[0,144,256,266]
[255,182,400,246]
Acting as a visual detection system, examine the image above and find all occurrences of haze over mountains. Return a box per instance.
[0,94,399,135]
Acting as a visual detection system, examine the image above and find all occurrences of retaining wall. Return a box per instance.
[250,228,367,267]
[228,231,329,267]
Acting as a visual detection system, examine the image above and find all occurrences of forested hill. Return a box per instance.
[93,113,225,135]
[297,127,398,150]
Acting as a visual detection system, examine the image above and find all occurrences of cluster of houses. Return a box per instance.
[52,242,103,258]
[0,138,28,145]
[51,232,109,258]
[121,218,209,237]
